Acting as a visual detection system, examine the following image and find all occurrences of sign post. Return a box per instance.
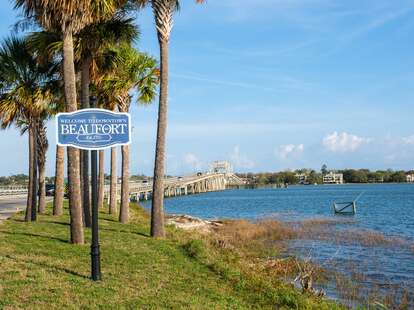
[56,102,131,281]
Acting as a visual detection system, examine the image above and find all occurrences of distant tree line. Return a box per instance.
[0,174,29,186]
[340,169,410,183]
[0,174,56,186]
[237,168,413,185]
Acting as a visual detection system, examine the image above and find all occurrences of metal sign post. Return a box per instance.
[56,102,131,281]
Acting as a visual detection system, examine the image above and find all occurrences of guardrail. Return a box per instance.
[0,186,28,197]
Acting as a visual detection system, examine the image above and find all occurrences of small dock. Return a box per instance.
[332,192,364,215]
[333,201,356,215]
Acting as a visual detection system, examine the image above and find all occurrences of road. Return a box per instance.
[0,197,26,220]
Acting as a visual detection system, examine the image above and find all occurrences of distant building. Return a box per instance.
[323,172,343,184]
[295,173,307,184]
[406,174,414,183]
[209,161,233,174]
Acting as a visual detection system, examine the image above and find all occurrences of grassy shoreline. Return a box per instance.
[0,202,343,309]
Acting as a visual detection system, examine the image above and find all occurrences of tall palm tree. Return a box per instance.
[15,0,122,244]
[76,15,139,225]
[26,30,66,217]
[134,0,204,237]
[0,36,59,221]
[100,44,158,223]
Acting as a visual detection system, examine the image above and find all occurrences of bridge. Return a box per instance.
[0,161,245,202]
[104,171,244,203]
[0,186,28,199]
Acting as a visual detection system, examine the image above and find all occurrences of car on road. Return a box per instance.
[45,184,55,196]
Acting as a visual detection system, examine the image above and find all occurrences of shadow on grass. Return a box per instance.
[5,254,89,280]
[47,221,70,226]
[0,230,68,243]
[100,217,119,223]
[11,218,26,223]
[100,226,150,238]
[10,218,69,227]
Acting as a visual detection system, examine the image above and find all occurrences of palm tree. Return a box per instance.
[15,0,122,244]
[76,15,139,225]
[100,44,158,223]
[133,0,204,237]
[0,36,59,221]
[25,30,66,217]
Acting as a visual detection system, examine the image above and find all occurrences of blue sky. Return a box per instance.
[1,0,414,176]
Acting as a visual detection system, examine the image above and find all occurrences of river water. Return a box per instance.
[141,184,414,305]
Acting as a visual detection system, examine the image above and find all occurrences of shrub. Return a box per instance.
[182,239,206,259]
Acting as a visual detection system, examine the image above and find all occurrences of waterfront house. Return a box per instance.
[295,173,307,184]
[323,172,343,184]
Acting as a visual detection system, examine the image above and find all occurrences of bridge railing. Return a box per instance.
[0,186,28,197]
[103,173,230,197]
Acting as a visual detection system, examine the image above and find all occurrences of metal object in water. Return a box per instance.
[333,201,356,215]
[332,191,364,215]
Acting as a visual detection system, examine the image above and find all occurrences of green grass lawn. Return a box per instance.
[0,203,344,309]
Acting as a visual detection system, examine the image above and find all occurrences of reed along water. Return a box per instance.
[142,183,414,306]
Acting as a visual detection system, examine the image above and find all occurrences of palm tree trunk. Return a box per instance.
[38,161,46,214]
[37,121,48,214]
[31,122,38,221]
[81,56,92,228]
[151,0,177,237]
[53,145,65,216]
[119,145,129,223]
[79,151,84,225]
[79,150,83,204]
[151,37,170,237]
[109,147,117,214]
[25,125,34,222]
[98,150,105,209]
[63,30,84,244]
[81,157,91,224]
[37,120,48,214]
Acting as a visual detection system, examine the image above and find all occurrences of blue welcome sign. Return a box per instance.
[56,109,131,150]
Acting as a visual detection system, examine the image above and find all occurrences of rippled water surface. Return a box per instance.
[141,184,414,302]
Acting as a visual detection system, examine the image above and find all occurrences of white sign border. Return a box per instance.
[56,108,132,151]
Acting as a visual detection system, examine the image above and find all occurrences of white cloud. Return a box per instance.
[171,72,275,92]
[402,135,414,145]
[230,146,255,169]
[323,131,370,152]
[276,144,304,159]
[183,153,202,170]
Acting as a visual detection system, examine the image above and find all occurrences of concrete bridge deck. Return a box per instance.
[104,172,244,202]
[0,172,245,204]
